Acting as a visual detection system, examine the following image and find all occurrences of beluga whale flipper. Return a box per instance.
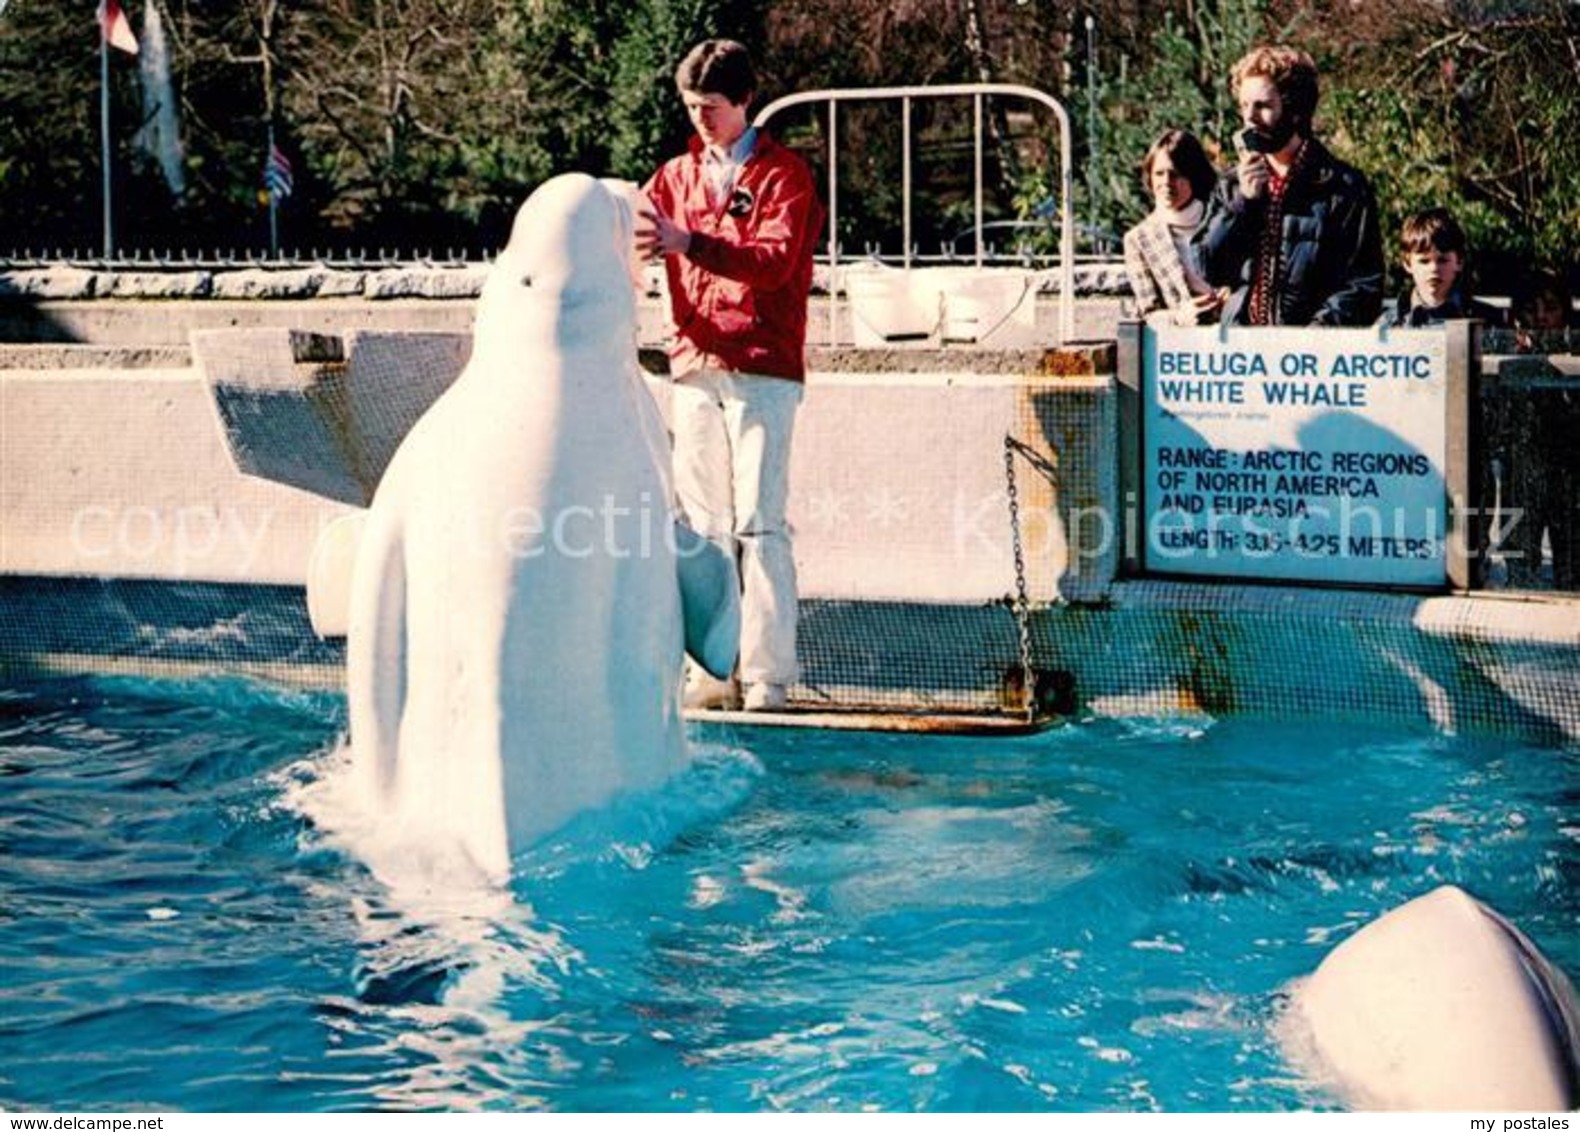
[345,172,736,883]
[1283,884,1579,1110]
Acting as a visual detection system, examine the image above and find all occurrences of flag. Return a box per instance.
[135,0,185,197]
[98,0,139,55]
[263,143,293,202]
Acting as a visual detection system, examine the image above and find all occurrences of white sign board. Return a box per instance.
[1142,325,1449,585]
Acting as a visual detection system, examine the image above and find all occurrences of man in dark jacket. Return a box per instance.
[1195,45,1384,327]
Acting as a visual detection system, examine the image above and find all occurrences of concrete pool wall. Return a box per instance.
[1,290,1577,741]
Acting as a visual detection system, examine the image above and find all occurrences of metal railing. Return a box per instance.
[0,248,486,270]
[755,82,1076,344]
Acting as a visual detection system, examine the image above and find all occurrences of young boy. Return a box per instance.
[1382,208,1504,328]
[639,40,825,712]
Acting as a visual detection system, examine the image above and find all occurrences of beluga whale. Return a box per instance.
[343,172,738,884]
[1282,885,1579,1110]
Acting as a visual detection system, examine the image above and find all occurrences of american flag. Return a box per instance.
[263,143,293,201]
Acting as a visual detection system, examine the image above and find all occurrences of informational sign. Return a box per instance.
[1142,325,1449,585]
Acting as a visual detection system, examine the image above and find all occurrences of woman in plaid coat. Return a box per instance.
[1122,129,1226,325]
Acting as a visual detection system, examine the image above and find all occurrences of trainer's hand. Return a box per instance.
[636,209,692,258]
[1236,153,1270,201]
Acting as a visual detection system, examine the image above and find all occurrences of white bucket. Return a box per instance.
[932,268,1038,345]
[845,265,939,346]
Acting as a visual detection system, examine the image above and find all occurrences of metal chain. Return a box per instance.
[1003,435,1037,722]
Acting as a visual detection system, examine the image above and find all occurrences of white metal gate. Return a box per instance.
[754,82,1076,344]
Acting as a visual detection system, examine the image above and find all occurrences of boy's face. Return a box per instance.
[1404,247,1463,308]
[682,90,750,150]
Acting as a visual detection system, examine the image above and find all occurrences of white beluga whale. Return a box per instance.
[343,172,738,884]
[1282,885,1579,1111]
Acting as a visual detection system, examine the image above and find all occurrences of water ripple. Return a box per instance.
[1,677,1575,1111]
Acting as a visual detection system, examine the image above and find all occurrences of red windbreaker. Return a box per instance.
[645,132,825,382]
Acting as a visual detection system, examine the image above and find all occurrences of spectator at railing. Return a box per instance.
[1122,129,1228,326]
[1380,208,1505,328]
[1512,268,1575,352]
[1490,266,1576,590]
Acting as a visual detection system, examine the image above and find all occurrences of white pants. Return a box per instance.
[671,369,802,685]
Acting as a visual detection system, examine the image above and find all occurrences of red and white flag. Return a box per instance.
[97,0,139,55]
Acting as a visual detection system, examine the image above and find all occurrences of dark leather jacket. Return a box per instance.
[1195,137,1384,327]
[1381,284,1507,328]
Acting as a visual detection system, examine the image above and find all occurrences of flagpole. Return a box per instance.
[101,18,113,258]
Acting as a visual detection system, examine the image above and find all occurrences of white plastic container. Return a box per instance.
[844,264,939,346]
[933,268,1038,345]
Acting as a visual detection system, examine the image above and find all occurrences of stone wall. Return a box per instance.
[0,262,1132,348]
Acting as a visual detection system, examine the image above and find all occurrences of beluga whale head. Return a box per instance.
[1280,885,1580,1111]
[474,172,639,365]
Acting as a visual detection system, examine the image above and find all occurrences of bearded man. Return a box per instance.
[1195,45,1384,327]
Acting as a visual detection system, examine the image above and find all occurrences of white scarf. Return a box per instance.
[1157,199,1204,233]
[1155,200,1210,295]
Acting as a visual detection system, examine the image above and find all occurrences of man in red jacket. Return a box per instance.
[641,39,824,712]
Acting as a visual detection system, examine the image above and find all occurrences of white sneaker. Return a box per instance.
[742,683,788,712]
[684,672,739,711]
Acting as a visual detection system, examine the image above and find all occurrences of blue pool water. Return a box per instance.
[1,673,1575,1112]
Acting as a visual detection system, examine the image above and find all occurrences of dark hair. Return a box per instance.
[1512,268,1572,330]
[675,39,755,105]
[1140,129,1217,208]
[1231,45,1320,126]
[1398,208,1468,260]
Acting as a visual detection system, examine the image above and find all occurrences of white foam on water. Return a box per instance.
[279,731,763,1016]
[289,736,502,902]
[281,739,570,1018]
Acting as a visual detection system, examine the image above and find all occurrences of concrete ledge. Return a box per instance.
[0,296,1127,349]
[97,271,214,299]
[2,260,1134,302]
[5,338,1117,377]
[0,344,191,369]
[0,298,481,346]
[0,267,101,300]
[4,334,1118,601]
[806,342,1115,375]
[210,268,338,300]
[363,266,490,299]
